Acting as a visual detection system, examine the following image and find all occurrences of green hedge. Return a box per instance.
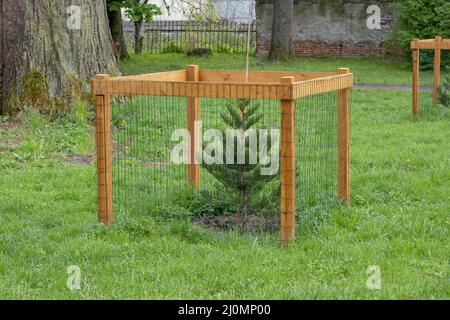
[391,0,450,70]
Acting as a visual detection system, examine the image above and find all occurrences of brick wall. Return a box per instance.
[256,0,396,57]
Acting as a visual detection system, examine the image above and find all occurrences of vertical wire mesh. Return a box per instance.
[295,91,338,215]
[107,86,341,221]
[419,50,434,113]
[198,97,281,214]
[111,95,187,221]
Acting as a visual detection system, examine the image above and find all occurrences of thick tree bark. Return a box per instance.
[0,0,121,115]
[269,0,294,61]
[134,20,144,55]
[107,7,130,60]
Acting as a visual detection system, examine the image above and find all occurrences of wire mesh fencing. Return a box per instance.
[412,37,450,115]
[92,68,353,242]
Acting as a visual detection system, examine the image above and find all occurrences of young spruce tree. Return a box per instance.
[202,99,279,226]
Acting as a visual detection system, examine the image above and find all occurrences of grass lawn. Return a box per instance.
[0,55,449,299]
[123,53,435,86]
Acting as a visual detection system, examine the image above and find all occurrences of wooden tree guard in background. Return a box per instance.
[411,36,449,115]
[93,74,113,225]
[412,45,420,115]
[433,36,442,105]
[92,67,353,242]
[337,69,351,205]
[186,65,200,189]
[280,76,296,244]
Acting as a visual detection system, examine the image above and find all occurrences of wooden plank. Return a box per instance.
[337,69,351,205]
[411,38,436,49]
[186,65,200,189]
[111,70,187,81]
[433,36,442,105]
[94,75,113,225]
[199,69,336,83]
[442,39,450,50]
[293,73,353,99]
[412,48,420,115]
[280,76,296,244]
[93,79,294,100]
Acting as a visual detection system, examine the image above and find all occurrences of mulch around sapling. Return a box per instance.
[193,213,279,233]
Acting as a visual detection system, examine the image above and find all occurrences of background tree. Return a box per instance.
[0,0,120,115]
[121,0,161,55]
[107,0,130,60]
[269,0,294,61]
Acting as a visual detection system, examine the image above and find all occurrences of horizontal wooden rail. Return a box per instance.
[111,70,187,81]
[92,71,353,100]
[199,70,337,83]
[293,74,353,99]
[411,38,450,50]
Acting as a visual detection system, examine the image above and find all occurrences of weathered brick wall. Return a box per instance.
[256,0,396,57]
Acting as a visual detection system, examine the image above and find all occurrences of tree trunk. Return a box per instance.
[269,0,294,61]
[0,0,121,115]
[134,20,144,55]
[107,6,130,60]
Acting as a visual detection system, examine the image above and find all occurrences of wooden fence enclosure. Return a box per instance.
[92,67,353,243]
[411,36,450,115]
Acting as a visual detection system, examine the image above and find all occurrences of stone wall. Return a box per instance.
[256,0,396,56]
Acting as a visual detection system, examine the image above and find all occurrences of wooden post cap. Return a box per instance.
[280,76,295,84]
[337,68,350,74]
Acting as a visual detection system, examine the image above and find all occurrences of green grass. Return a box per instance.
[0,55,449,299]
[123,53,419,85]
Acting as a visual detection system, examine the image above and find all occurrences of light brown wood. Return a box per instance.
[92,70,353,100]
[442,39,450,50]
[411,38,436,49]
[95,74,113,225]
[337,69,351,205]
[93,79,294,100]
[111,70,187,82]
[199,69,336,83]
[433,36,442,105]
[411,38,450,50]
[186,65,200,189]
[293,73,353,99]
[412,48,420,115]
[280,76,296,244]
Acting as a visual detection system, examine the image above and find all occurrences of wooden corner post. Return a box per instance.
[412,41,420,115]
[94,74,113,225]
[280,76,296,244]
[433,36,442,105]
[337,68,351,205]
[186,65,200,189]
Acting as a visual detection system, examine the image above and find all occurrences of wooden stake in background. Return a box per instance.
[412,43,420,115]
[186,65,200,189]
[337,68,351,205]
[432,36,442,105]
[94,74,113,225]
[280,76,296,244]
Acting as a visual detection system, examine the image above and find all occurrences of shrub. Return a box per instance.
[438,75,450,107]
[161,41,185,54]
[390,0,450,69]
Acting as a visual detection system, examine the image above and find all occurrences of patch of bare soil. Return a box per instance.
[0,121,21,149]
[193,214,279,233]
[66,154,94,165]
